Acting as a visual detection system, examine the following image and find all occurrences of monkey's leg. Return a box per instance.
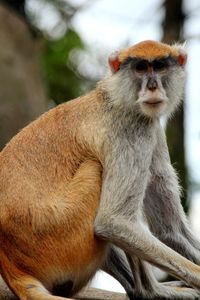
[0,160,106,300]
[147,184,200,267]
[0,256,72,300]
[126,254,199,299]
[126,254,156,295]
[104,245,191,299]
[104,248,192,299]
[94,158,200,299]
[103,243,190,299]
[145,126,200,266]
[145,183,200,263]
[102,245,135,300]
[95,211,200,298]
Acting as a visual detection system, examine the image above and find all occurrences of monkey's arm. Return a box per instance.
[145,124,200,264]
[94,145,200,298]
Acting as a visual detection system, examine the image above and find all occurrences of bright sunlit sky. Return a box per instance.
[26,0,200,292]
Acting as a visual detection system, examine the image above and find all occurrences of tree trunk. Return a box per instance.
[162,0,188,211]
[0,4,47,149]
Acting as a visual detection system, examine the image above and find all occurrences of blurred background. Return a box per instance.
[0,0,200,294]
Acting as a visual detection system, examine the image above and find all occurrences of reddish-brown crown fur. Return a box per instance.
[118,40,181,62]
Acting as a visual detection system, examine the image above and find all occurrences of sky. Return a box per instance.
[72,0,162,49]
[26,0,200,293]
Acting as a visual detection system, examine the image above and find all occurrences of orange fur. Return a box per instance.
[118,40,181,62]
[0,90,108,299]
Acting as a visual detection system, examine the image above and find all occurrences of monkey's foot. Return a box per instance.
[133,285,200,300]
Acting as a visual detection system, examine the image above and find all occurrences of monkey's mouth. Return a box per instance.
[144,99,164,107]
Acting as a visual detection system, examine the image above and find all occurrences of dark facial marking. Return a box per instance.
[134,60,148,73]
[152,59,169,72]
[121,56,178,74]
[120,56,178,94]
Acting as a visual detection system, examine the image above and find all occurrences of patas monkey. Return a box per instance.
[1,40,200,300]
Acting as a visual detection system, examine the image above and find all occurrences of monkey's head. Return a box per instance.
[106,40,187,118]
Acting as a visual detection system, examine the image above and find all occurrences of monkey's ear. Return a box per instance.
[172,41,187,67]
[178,54,187,67]
[174,43,187,67]
[108,51,121,73]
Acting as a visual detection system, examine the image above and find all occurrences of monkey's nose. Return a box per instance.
[147,78,157,91]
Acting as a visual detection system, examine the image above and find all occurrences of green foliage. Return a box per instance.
[41,29,84,104]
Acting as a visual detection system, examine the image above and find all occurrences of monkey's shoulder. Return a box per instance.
[0,89,107,173]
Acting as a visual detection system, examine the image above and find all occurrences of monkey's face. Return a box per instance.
[107,41,187,118]
[130,57,186,118]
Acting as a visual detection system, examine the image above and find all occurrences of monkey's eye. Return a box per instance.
[152,60,168,72]
[134,60,148,73]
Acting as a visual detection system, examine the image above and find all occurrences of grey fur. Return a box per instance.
[94,48,200,299]
[103,246,135,300]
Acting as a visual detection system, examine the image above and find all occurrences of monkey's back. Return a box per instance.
[0,91,107,294]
